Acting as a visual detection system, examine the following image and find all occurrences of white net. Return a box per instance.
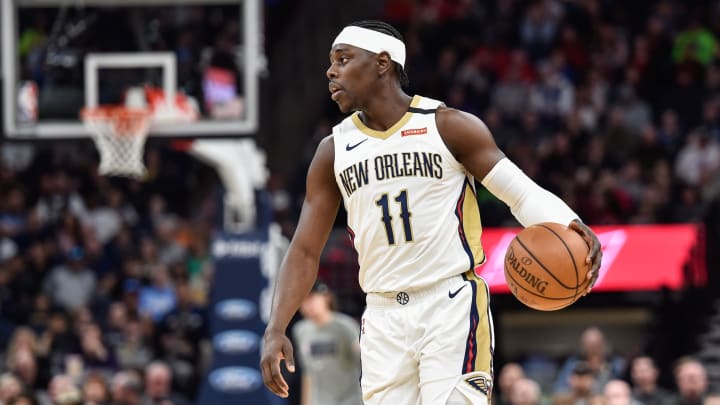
[81,107,150,178]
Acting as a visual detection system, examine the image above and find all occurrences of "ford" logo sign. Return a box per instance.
[209,367,263,393]
[213,330,259,354]
[215,299,257,321]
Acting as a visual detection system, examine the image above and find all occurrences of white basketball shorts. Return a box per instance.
[359,270,494,405]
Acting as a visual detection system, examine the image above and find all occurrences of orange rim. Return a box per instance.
[80,106,150,137]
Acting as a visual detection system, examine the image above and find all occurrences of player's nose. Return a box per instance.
[326,64,338,80]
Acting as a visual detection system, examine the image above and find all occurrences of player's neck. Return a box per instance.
[359,89,412,132]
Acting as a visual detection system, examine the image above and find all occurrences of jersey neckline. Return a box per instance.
[350,95,421,139]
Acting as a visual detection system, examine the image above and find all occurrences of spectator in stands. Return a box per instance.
[520,1,562,60]
[140,361,189,405]
[529,60,574,121]
[0,373,23,404]
[33,171,86,227]
[672,19,717,66]
[82,373,110,405]
[0,188,28,238]
[7,349,41,393]
[617,76,652,136]
[554,327,626,395]
[43,374,82,405]
[156,281,207,399]
[657,109,684,158]
[603,108,637,168]
[508,377,542,405]
[120,280,141,320]
[491,55,532,120]
[82,192,122,246]
[153,217,186,268]
[43,247,96,312]
[103,302,127,350]
[671,357,709,405]
[630,355,673,405]
[10,393,39,405]
[138,238,163,281]
[496,362,526,405]
[291,281,362,405]
[110,370,142,405]
[113,317,153,372]
[138,267,176,323]
[78,322,114,370]
[674,129,720,192]
[36,312,75,373]
[552,361,597,405]
[604,379,643,405]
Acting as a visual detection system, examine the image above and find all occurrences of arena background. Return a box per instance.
[1,0,720,404]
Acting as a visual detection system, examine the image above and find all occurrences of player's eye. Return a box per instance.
[340,57,349,65]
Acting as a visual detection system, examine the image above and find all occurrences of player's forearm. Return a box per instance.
[266,247,319,333]
[481,158,579,226]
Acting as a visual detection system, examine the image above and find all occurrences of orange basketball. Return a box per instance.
[503,222,591,311]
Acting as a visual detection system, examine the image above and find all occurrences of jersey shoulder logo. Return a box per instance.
[345,139,368,151]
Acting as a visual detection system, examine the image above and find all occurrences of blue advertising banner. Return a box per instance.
[197,225,288,405]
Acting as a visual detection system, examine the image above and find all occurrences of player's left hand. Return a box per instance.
[569,219,602,294]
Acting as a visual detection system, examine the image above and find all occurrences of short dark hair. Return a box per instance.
[348,20,409,87]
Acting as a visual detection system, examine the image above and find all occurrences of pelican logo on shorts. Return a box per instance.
[465,375,491,396]
[396,292,409,305]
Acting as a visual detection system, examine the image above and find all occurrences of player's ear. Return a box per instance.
[377,51,392,77]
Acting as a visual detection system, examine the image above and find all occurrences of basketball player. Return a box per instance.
[261,20,602,404]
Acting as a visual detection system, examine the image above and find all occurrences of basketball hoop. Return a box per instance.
[81,106,150,178]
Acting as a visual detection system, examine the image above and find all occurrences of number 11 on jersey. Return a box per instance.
[375,190,413,245]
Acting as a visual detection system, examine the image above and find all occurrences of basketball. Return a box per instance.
[504,222,591,311]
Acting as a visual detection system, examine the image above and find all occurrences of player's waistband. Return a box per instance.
[365,271,473,308]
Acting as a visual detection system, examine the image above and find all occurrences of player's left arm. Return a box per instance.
[436,107,602,291]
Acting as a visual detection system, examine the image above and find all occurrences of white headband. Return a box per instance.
[332,26,406,68]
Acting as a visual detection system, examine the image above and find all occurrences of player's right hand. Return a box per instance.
[260,330,295,398]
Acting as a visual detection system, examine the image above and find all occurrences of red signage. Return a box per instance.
[401,127,428,137]
[476,224,702,293]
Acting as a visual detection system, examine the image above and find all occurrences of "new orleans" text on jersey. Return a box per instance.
[338,152,443,197]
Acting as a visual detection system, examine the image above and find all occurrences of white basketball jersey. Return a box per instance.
[332,95,485,293]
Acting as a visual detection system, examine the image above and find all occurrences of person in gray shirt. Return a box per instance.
[292,282,362,405]
[43,247,96,311]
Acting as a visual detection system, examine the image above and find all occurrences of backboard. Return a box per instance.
[2,0,262,139]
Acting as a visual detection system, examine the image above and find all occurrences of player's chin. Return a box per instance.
[335,101,351,113]
[333,96,353,113]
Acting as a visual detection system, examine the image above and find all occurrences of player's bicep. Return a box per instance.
[436,107,505,180]
[291,136,341,258]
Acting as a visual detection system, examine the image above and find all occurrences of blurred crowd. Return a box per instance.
[275,0,720,231]
[0,146,218,405]
[390,0,720,227]
[494,326,715,405]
